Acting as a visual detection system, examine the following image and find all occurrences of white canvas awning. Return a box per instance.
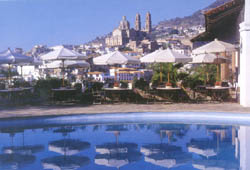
[40,47,87,61]
[140,49,192,63]
[93,51,140,65]
[191,53,230,64]
[44,60,89,69]
[0,49,33,65]
[192,39,235,55]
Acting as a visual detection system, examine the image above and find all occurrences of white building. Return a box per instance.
[17,65,41,81]
[87,72,114,82]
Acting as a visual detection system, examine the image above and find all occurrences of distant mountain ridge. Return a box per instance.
[156,0,231,28]
[88,0,231,45]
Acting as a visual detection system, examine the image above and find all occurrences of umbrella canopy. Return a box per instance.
[0,49,33,65]
[96,142,138,154]
[191,53,230,64]
[141,144,191,169]
[192,159,239,170]
[93,51,140,65]
[95,151,141,169]
[95,156,128,169]
[141,144,181,156]
[3,145,44,155]
[95,142,141,169]
[40,47,87,87]
[44,60,90,69]
[187,139,217,157]
[140,48,192,63]
[192,39,235,55]
[49,139,90,156]
[42,155,90,170]
[0,153,35,169]
[145,152,191,169]
[40,47,87,61]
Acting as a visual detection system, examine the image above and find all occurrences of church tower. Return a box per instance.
[135,13,141,31]
[145,12,152,33]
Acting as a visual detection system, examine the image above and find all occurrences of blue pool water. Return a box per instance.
[0,112,249,170]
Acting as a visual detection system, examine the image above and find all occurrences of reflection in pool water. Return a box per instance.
[0,116,249,170]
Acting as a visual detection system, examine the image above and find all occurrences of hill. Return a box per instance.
[156,0,231,28]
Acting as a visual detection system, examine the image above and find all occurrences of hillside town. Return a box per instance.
[0,11,207,84]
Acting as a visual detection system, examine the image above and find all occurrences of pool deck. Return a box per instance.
[0,102,250,119]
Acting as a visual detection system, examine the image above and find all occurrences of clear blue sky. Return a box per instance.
[0,0,215,51]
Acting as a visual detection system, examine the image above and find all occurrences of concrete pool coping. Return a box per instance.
[1,111,250,130]
[1,103,250,120]
[1,103,250,127]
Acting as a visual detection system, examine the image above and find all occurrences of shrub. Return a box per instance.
[134,78,149,90]
[0,81,5,90]
[74,83,82,92]
[89,81,103,91]
[13,79,31,88]
[120,81,128,88]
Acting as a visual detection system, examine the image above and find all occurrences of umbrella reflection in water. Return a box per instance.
[106,125,128,144]
[0,153,35,170]
[192,158,239,170]
[42,126,90,170]
[95,124,141,169]
[187,139,218,158]
[155,124,190,143]
[0,128,44,169]
[42,155,90,170]
[49,139,90,156]
[141,124,191,168]
[188,136,238,169]
[141,143,191,168]
[95,142,141,170]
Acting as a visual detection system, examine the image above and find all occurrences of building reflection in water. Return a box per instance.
[238,126,250,170]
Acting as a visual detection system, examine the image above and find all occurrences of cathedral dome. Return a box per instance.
[119,16,130,30]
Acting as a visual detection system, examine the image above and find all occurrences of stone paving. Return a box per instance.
[0,102,250,119]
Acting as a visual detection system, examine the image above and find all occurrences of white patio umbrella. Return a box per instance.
[0,49,33,82]
[191,53,230,64]
[192,39,235,82]
[40,47,87,86]
[93,51,140,65]
[192,39,235,55]
[93,51,140,83]
[140,48,192,84]
[45,60,90,69]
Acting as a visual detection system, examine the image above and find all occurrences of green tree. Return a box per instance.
[150,63,182,86]
[179,64,217,89]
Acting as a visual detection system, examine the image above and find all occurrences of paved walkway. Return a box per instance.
[0,103,250,119]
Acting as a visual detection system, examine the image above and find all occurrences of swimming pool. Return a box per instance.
[0,112,249,170]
